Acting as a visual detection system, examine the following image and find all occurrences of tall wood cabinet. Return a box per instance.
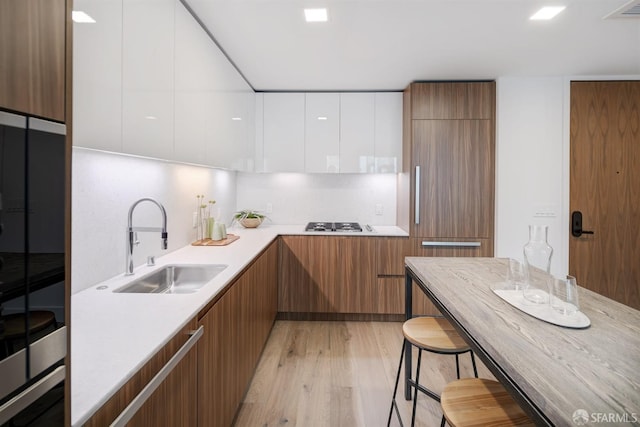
[0,0,66,121]
[401,82,496,257]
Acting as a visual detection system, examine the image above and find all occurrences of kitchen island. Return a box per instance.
[71,224,407,426]
[404,257,640,426]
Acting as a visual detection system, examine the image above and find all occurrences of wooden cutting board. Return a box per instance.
[191,234,240,246]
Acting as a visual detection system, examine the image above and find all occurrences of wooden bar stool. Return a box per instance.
[387,317,478,427]
[440,378,534,427]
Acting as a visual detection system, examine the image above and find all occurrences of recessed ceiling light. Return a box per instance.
[317,116,328,120]
[530,6,566,20]
[304,8,328,22]
[231,117,242,121]
[72,11,96,23]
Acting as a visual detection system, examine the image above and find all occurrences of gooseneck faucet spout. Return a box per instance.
[125,198,168,276]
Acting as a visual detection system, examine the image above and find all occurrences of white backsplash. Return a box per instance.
[71,148,237,294]
[72,149,399,293]
[236,172,397,225]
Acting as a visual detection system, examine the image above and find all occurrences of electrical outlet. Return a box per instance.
[192,211,198,228]
[375,204,384,215]
[266,203,273,214]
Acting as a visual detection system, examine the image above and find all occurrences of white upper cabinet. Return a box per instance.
[374,92,403,173]
[73,0,254,170]
[258,91,402,173]
[262,93,305,173]
[122,0,175,160]
[73,0,123,153]
[340,93,375,173]
[174,2,213,165]
[305,93,340,173]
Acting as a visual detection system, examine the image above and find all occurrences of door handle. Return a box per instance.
[571,211,594,237]
[414,166,420,225]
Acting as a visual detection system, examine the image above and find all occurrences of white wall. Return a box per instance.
[495,77,567,275]
[71,148,237,294]
[236,172,397,226]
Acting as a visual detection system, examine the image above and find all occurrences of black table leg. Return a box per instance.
[404,268,413,400]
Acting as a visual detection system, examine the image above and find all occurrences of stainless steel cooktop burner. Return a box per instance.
[305,222,363,232]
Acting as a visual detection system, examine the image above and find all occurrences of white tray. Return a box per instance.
[492,287,591,329]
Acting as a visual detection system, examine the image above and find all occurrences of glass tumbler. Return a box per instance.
[506,259,526,290]
[549,275,580,315]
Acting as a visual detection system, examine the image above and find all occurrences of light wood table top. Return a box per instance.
[404,257,640,426]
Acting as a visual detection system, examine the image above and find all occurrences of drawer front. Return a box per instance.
[376,237,411,276]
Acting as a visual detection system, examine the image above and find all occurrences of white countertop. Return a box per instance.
[71,224,407,426]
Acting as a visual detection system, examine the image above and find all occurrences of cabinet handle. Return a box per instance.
[110,326,204,427]
[421,241,482,247]
[414,166,421,225]
[0,366,66,425]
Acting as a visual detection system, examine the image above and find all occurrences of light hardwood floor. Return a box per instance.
[234,320,494,427]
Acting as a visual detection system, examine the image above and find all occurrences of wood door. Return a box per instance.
[338,237,376,313]
[278,236,340,312]
[412,119,494,239]
[569,81,640,310]
[279,236,379,313]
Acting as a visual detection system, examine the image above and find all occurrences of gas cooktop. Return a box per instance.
[305,222,363,232]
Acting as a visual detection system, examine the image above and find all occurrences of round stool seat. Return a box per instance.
[403,317,469,353]
[441,378,534,427]
[3,311,57,339]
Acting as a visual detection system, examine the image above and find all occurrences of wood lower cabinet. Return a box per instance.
[278,235,340,312]
[86,241,278,427]
[278,236,376,313]
[83,320,199,426]
[279,235,481,316]
[375,236,493,316]
[375,237,439,316]
[0,0,66,121]
[197,241,278,427]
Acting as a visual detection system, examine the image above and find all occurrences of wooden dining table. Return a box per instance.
[404,257,640,426]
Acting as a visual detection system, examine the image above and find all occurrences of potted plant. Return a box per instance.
[233,209,267,228]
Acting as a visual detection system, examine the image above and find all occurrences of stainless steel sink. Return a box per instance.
[114,264,228,294]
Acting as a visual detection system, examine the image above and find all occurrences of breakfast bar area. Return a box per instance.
[404,257,640,426]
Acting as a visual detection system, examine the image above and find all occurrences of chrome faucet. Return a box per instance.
[125,198,168,276]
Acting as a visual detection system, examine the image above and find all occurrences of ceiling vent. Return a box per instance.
[603,0,640,19]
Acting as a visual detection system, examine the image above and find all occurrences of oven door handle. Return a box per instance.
[0,366,66,425]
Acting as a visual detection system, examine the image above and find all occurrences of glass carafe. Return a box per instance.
[523,225,553,304]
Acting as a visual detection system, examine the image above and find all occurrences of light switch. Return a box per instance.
[533,205,557,218]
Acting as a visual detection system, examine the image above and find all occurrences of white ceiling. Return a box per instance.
[185,0,640,91]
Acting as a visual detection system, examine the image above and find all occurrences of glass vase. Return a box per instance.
[523,225,553,304]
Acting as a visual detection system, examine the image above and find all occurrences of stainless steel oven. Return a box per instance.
[0,111,66,426]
